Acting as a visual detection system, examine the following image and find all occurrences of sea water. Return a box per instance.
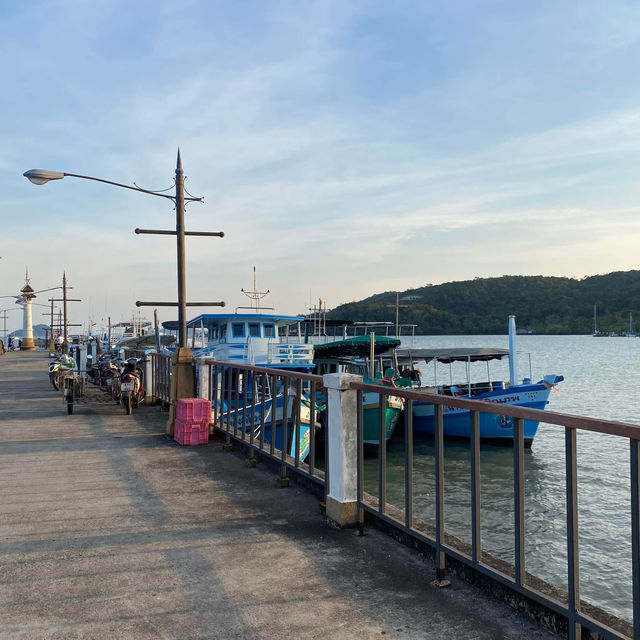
[363,334,640,623]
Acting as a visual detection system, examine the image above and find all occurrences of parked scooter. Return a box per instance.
[120,357,144,415]
[48,353,76,390]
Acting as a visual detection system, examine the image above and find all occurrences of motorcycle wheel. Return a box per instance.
[50,372,59,391]
[67,401,73,415]
[123,394,132,415]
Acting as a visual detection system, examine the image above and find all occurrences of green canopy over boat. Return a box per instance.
[313,335,401,359]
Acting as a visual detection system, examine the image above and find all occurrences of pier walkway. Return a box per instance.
[0,352,556,639]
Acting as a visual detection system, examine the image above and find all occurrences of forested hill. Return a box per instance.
[327,271,640,335]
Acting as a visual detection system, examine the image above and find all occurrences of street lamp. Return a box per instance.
[24,151,223,348]
[0,307,21,345]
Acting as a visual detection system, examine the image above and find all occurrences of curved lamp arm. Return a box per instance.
[23,169,203,202]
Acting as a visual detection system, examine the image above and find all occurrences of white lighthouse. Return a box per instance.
[17,270,36,351]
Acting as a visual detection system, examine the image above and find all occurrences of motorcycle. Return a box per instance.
[48,354,76,390]
[120,357,144,415]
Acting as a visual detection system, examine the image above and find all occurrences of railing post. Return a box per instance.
[144,355,154,404]
[322,372,362,526]
[197,359,211,401]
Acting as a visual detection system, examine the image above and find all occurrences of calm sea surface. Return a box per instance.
[362,334,639,622]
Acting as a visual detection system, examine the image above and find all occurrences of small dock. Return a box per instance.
[0,352,555,639]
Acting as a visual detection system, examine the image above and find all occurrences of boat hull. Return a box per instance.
[362,391,403,445]
[222,393,315,461]
[412,383,554,444]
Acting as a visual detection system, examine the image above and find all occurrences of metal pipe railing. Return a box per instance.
[350,379,639,640]
[203,359,326,487]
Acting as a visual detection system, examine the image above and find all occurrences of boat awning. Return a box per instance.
[395,347,511,365]
[114,333,176,349]
[314,335,401,358]
[186,313,304,327]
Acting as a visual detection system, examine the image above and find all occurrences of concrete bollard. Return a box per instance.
[322,372,363,527]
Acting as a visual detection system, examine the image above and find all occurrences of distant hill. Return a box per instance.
[328,271,640,335]
[9,324,50,339]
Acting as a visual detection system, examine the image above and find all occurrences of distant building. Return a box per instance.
[401,295,422,302]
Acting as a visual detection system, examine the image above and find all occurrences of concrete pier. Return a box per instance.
[0,352,556,639]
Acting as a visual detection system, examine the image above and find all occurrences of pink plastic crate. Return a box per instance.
[177,398,212,422]
[174,418,209,446]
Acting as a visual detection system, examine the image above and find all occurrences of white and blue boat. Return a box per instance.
[187,294,317,459]
[397,317,563,446]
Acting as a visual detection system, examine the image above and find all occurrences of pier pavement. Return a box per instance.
[0,351,557,639]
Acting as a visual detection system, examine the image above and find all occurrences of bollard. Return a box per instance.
[322,372,362,526]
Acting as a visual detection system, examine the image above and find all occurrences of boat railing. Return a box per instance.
[267,342,314,364]
[349,379,639,640]
[199,358,326,490]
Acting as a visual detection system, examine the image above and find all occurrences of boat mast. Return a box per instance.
[508,315,517,386]
[240,266,270,312]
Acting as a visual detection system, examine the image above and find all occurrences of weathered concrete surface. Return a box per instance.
[0,352,557,639]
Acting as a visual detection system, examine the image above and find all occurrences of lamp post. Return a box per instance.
[0,308,21,346]
[25,152,225,432]
[24,151,223,348]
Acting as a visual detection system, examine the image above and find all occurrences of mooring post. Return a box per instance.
[322,372,362,526]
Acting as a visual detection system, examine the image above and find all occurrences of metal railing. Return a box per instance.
[151,353,173,405]
[352,380,638,640]
[266,342,315,364]
[202,359,326,488]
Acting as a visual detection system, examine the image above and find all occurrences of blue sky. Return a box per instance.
[2,0,640,333]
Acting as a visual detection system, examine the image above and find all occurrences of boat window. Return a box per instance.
[249,323,260,337]
[264,324,275,338]
[232,323,245,338]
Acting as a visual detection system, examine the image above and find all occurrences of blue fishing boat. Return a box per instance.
[396,317,563,446]
[187,276,317,459]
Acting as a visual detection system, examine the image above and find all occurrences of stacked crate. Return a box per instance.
[174,398,211,445]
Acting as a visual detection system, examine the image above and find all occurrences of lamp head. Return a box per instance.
[23,169,65,185]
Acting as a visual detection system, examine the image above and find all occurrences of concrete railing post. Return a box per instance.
[167,347,196,436]
[144,356,154,404]
[197,359,211,401]
[322,372,363,526]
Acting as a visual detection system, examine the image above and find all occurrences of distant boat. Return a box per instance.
[592,304,606,337]
[627,312,637,338]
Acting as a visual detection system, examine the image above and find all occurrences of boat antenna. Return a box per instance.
[240,266,271,312]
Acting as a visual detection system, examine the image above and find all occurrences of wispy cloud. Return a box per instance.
[3,1,640,329]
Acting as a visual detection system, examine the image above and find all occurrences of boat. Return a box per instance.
[313,334,405,445]
[187,278,317,460]
[627,312,637,338]
[395,317,563,446]
[592,304,608,337]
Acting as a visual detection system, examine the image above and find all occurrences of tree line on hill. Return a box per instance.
[327,271,640,335]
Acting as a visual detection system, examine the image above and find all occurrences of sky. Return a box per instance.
[2,0,640,335]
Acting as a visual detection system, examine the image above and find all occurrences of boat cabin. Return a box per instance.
[186,313,314,370]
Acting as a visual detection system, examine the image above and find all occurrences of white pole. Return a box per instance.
[508,315,517,386]
[369,331,375,379]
